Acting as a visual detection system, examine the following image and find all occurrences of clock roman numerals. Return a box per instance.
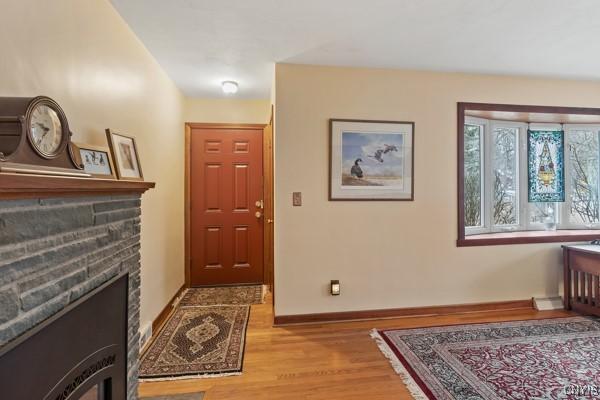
[30,104,62,156]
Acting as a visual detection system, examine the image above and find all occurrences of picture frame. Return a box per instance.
[73,142,116,179]
[329,119,414,201]
[105,129,144,181]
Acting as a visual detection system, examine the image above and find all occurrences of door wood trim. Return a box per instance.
[263,107,274,292]
[186,123,266,130]
[184,122,270,288]
[184,124,192,287]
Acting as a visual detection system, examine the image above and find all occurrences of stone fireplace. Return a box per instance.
[0,174,154,400]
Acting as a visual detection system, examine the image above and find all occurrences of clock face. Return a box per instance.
[30,104,63,156]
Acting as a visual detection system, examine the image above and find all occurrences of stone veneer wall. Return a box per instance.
[0,194,142,400]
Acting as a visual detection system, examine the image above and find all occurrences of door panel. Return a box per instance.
[204,227,223,268]
[204,164,222,211]
[233,164,249,210]
[233,226,250,267]
[233,140,249,153]
[190,127,264,285]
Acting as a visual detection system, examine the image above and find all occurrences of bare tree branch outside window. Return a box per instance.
[465,123,600,232]
[464,125,482,227]
[569,131,599,224]
[492,128,518,225]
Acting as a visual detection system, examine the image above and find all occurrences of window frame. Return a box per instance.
[562,124,600,230]
[489,119,524,233]
[463,117,488,235]
[457,102,600,247]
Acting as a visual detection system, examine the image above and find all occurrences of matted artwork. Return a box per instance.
[74,143,116,179]
[105,129,143,181]
[527,130,564,202]
[330,119,414,200]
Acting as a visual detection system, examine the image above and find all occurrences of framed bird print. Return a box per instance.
[329,119,414,200]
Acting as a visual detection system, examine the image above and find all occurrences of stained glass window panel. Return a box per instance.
[569,130,600,225]
[464,124,483,228]
[492,127,518,225]
[528,130,565,202]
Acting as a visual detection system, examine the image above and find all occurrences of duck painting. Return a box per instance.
[350,158,363,178]
[369,144,398,162]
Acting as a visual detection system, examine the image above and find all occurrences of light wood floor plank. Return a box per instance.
[139,293,572,399]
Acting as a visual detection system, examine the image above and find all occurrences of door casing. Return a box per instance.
[184,122,273,288]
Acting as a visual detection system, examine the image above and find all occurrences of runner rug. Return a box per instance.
[179,285,263,306]
[371,317,600,400]
[139,286,262,381]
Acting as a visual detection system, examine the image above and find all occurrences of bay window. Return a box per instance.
[464,117,600,235]
[458,103,600,245]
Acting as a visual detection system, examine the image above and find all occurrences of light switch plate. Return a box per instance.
[292,192,302,206]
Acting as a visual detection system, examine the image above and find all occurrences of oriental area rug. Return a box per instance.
[371,317,600,400]
[139,285,263,381]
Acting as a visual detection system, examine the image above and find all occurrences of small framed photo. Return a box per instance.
[329,119,414,200]
[73,143,116,179]
[105,129,143,181]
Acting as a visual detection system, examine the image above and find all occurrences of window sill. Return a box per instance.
[457,230,600,247]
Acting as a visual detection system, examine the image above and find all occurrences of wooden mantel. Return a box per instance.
[0,172,155,199]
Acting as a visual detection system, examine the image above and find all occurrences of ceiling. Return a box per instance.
[110,0,600,99]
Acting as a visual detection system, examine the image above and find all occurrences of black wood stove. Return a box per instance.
[0,274,128,400]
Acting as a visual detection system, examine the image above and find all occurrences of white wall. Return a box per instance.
[0,0,185,331]
[274,63,600,316]
[184,98,270,124]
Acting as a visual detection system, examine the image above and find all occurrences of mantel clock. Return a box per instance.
[0,96,87,176]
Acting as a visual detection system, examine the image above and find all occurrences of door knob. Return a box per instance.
[255,211,263,218]
[255,200,264,209]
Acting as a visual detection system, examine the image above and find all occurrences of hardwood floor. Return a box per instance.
[138,293,573,400]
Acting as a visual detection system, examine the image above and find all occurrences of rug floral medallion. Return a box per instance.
[140,305,250,380]
[372,317,600,400]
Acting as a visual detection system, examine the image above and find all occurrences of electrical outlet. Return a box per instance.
[292,192,302,206]
[330,280,340,296]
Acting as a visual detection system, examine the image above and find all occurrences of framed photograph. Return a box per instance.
[527,129,565,202]
[105,129,143,181]
[73,142,116,179]
[329,119,414,200]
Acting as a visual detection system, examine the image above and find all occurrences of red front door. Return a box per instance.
[190,127,264,286]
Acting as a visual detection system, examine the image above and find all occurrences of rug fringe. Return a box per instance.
[139,371,242,382]
[370,329,429,400]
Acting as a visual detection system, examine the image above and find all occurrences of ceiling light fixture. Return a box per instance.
[221,80,239,94]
